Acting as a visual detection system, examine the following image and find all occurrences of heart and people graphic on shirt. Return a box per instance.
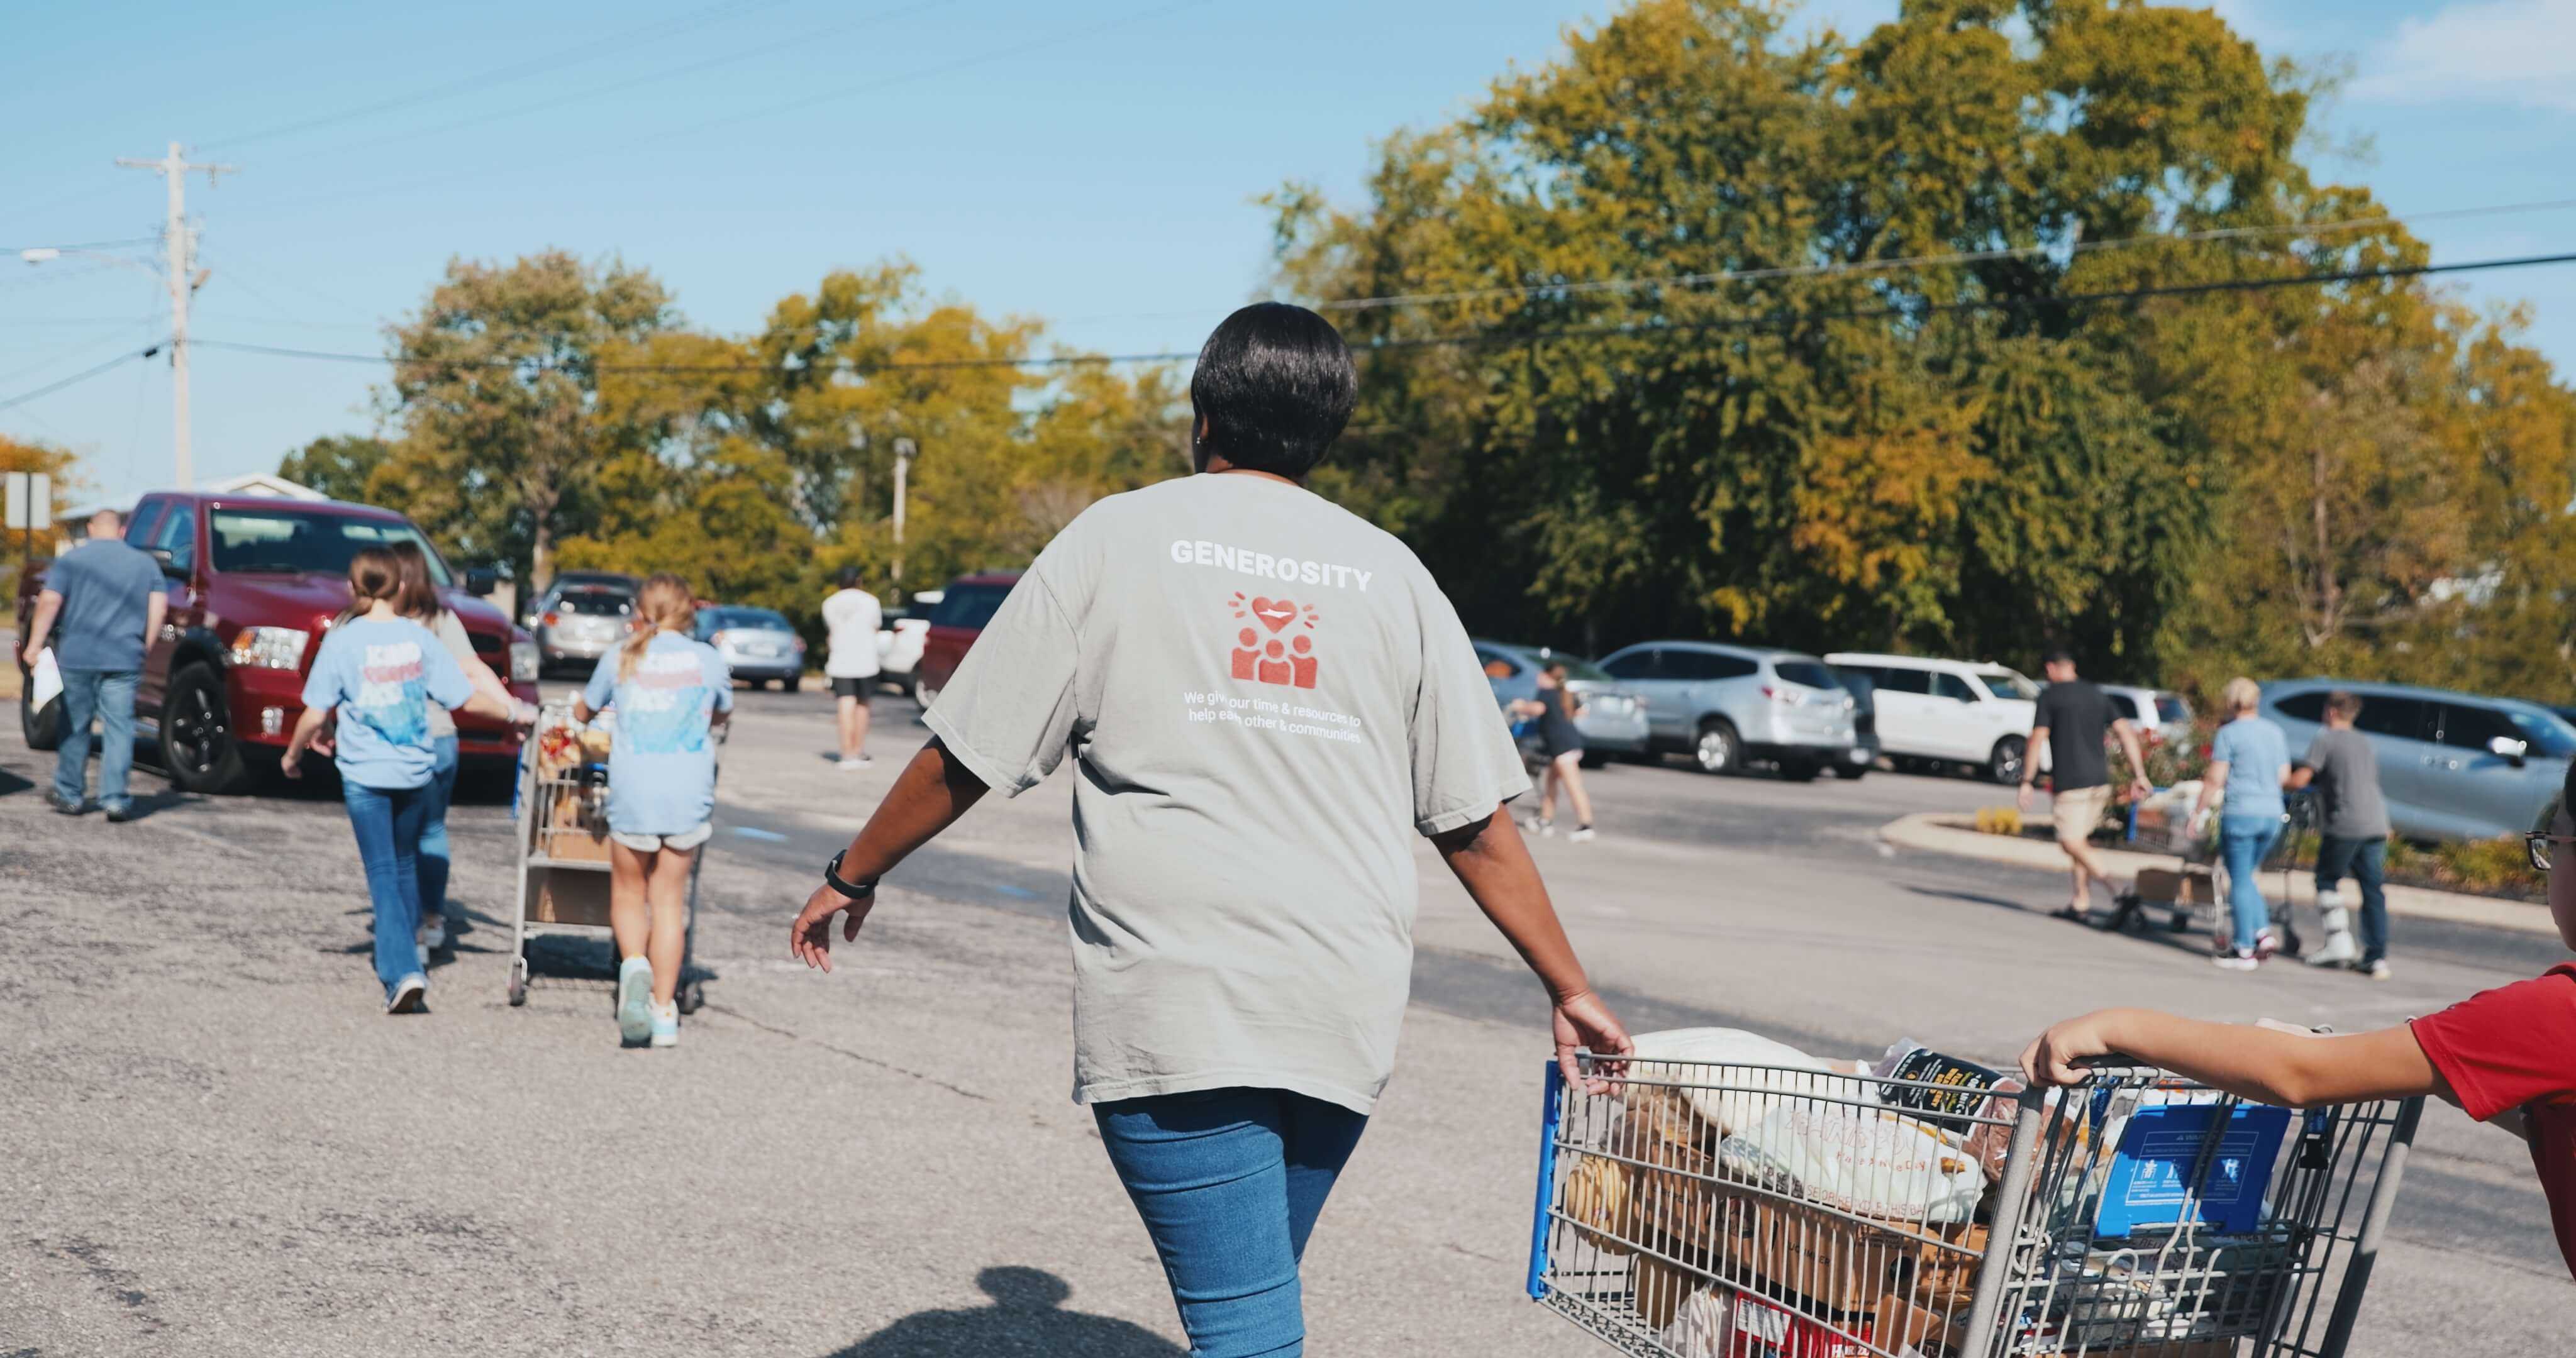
[1227,592,1319,688]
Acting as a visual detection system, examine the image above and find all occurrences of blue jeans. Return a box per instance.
[2219,812,2283,954]
[1093,1088,1370,1357]
[53,668,139,811]
[343,780,430,998]
[418,736,460,924]
[2316,835,2390,964]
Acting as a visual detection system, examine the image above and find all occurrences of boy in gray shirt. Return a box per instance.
[2293,690,2393,978]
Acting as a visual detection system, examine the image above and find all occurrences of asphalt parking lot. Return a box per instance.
[3,680,2565,1355]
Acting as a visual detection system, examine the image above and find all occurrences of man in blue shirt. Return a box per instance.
[19,508,169,820]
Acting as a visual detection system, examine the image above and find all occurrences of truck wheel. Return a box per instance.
[1988,736,2028,787]
[20,688,64,752]
[162,662,258,795]
[1692,720,1742,776]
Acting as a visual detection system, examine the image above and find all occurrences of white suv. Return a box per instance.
[1823,653,2043,783]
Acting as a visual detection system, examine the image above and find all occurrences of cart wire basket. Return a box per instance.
[1526,1050,2420,1358]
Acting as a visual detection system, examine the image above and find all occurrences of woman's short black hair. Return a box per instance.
[1189,302,1357,478]
[837,565,861,591]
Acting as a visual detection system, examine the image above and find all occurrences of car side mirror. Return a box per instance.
[145,546,187,580]
[2489,734,2529,766]
[464,567,498,598]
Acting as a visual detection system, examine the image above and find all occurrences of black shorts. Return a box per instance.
[831,676,875,700]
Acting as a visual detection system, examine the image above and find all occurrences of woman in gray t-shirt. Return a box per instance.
[786,305,1631,1357]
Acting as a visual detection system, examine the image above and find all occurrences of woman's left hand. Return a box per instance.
[789,883,874,972]
[1553,989,1633,1094]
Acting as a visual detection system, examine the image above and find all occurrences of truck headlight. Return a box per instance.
[228,626,310,670]
[509,639,540,684]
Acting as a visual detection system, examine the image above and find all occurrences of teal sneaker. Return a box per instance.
[616,956,654,1046]
[648,1000,679,1049]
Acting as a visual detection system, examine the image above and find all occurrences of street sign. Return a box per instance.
[5,471,51,533]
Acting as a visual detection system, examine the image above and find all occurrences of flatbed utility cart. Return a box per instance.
[505,700,711,1013]
[1528,1049,2419,1358]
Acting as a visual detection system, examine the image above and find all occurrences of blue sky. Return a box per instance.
[4,0,2571,503]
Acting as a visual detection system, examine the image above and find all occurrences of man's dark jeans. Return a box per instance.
[53,668,139,812]
[2316,834,2390,964]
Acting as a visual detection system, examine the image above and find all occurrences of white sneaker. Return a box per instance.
[2212,952,2260,972]
[617,956,655,1046]
[1568,827,1596,844]
[2252,928,2282,961]
[2304,934,2360,968]
[840,753,874,770]
[421,917,446,951]
[2365,959,2392,981]
[416,942,431,968]
[648,1000,679,1048]
[386,973,428,1013]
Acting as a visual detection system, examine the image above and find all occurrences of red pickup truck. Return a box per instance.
[13,490,540,793]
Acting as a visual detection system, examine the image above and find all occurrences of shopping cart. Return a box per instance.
[2104,790,2315,956]
[504,699,713,1013]
[1527,1051,2419,1357]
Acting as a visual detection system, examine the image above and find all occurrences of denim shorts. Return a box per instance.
[609,822,713,853]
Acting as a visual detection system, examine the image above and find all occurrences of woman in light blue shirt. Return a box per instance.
[2195,676,2296,969]
[575,573,731,1049]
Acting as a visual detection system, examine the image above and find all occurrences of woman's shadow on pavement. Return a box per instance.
[824,1266,1181,1358]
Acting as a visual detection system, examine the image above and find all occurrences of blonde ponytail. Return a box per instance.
[617,573,699,682]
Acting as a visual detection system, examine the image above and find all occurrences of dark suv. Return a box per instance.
[14,491,540,793]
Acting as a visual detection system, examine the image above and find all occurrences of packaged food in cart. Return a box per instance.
[1528,1046,2425,1358]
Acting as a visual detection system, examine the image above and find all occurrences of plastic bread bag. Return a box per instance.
[1716,1101,1987,1223]
[1628,1028,1876,1138]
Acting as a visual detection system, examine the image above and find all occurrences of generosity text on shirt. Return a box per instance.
[1170,539,1374,592]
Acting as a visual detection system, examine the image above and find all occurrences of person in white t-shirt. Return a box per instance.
[821,567,882,769]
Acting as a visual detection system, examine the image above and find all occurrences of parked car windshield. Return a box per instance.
[701,607,791,633]
[2505,709,2576,759]
[1774,660,1835,689]
[554,588,630,617]
[1534,653,1613,683]
[1975,668,2041,700]
[2155,695,2190,723]
[209,509,450,584]
[929,582,1013,630]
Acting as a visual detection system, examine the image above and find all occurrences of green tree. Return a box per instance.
[276,433,391,504]
[1266,0,2394,671]
[372,250,677,590]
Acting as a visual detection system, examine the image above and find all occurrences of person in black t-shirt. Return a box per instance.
[2018,651,2151,920]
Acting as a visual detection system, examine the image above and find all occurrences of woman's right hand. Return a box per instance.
[1553,990,1633,1094]
[789,883,874,972]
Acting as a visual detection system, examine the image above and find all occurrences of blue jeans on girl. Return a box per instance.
[343,780,430,998]
[1092,1087,1369,1357]
[418,735,460,925]
[2219,812,2284,954]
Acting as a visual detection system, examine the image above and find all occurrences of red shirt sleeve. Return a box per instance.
[2410,964,2576,1121]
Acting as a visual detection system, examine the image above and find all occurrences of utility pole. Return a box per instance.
[891,436,916,595]
[116,142,234,490]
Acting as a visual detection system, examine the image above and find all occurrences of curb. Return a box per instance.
[1879,812,2562,939]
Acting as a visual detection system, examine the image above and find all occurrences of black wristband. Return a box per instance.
[823,849,877,902]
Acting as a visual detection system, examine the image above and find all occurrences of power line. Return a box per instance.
[242,0,1220,219]
[256,0,959,172]
[199,0,789,151]
[1315,196,2576,314]
[190,250,2576,377]
[0,236,158,255]
[0,342,165,414]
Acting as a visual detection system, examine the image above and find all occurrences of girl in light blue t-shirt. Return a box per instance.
[284,548,525,1014]
[574,572,731,1048]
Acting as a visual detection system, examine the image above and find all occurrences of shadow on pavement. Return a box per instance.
[0,766,32,797]
[823,1266,1181,1357]
[108,787,203,822]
